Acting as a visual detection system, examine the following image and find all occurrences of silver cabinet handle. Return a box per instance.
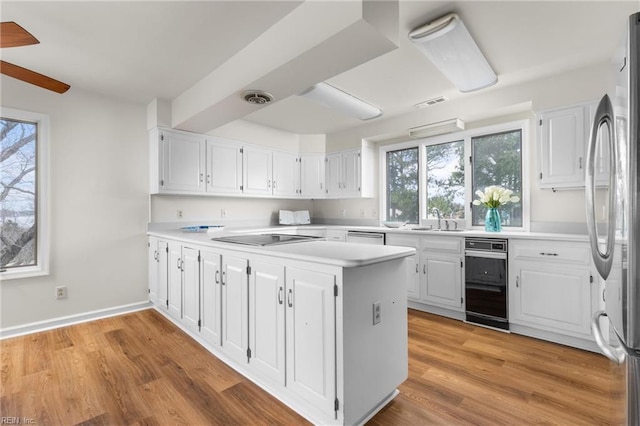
[273,181,277,189]
[215,270,220,284]
[423,265,426,274]
[153,251,158,262]
[221,271,226,286]
[278,287,284,305]
[415,264,419,273]
[267,180,271,188]
[287,289,293,307]
[516,276,519,287]
[578,156,583,169]
[177,257,181,270]
[586,94,617,280]
[200,173,204,182]
[207,174,211,184]
[539,252,559,256]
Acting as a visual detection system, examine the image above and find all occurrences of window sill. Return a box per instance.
[1,266,49,281]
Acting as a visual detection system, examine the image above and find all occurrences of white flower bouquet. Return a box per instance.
[472,186,520,209]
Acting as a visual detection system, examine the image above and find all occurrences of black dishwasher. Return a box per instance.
[464,238,509,330]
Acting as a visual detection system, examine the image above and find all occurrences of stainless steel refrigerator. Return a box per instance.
[587,11,639,426]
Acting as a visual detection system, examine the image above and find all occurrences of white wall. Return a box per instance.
[0,78,149,329]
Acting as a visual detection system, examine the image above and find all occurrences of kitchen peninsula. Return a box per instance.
[147,229,415,426]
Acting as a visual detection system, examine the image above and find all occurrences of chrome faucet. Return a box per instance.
[432,208,442,230]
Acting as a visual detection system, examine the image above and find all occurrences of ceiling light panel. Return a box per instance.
[409,13,497,93]
[299,82,382,121]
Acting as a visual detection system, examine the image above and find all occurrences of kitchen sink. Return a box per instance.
[409,227,463,232]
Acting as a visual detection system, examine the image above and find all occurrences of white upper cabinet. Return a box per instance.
[538,105,585,189]
[150,127,370,199]
[537,101,609,189]
[325,146,374,198]
[299,154,325,198]
[242,145,273,196]
[153,129,206,193]
[272,151,300,198]
[206,138,243,194]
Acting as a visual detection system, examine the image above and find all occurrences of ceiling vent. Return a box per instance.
[414,96,448,109]
[243,90,274,105]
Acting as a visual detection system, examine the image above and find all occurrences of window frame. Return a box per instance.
[380,119,530,231]
[0,107,50,280]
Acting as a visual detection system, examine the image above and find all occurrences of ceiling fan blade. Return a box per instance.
[0,21,39,48]
[0,60,70,94]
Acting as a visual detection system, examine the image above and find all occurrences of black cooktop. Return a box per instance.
[211,234,323,246]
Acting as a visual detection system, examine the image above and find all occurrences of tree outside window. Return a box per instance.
[472,130,522,227]
[386,147,419,223]
[426,140,465,220]
[1,118,38,269]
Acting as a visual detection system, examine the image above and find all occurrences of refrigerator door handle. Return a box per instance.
[585,94,617,280]
[591,310,627,364]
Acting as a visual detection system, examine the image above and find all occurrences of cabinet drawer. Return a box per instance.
[511,240,590,265]
[420,236,462,254]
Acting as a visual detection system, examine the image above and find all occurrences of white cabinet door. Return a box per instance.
[181,247,201,333]
[285,267,336,415]
[273,152,300,197]
[148,238,160,304]
[206,139,243,194]
[538,106,585,188]
[421,253,463,310]
[325,152,342,196]
[157,240,169,309]
[243,146,273,195]
[222,255,249,365]
[161,130,206,192]
[300,154,325,198]
[200,249,222,346]
[385,234,421,301]
[341,149,361,196]
[248,261,285,385]
[167,241,183,319]
[511,261,593,336]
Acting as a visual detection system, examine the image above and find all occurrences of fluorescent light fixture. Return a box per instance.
[299,82,382,120]
[409,13,497,93]
[409,118,465,139]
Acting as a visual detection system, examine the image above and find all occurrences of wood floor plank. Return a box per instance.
[0,307,623,425]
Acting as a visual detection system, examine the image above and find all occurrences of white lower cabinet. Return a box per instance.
[147,236,409,425]
[181,246,201,333]
[387,234,463,312]
[221,255,250,366]
[248,261,286,385]
[285,267,336,415]
[384,234,420,301]
[509,239,596,341]
[200,249,222,347]
[167,241,183,319]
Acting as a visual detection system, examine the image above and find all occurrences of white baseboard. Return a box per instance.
[0,301,153,340]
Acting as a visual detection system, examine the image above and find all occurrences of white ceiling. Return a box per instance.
[1,1,638,135]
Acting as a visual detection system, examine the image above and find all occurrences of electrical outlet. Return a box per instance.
[177,210,183,219]
[373,301,381,325]
[56,286,67,299]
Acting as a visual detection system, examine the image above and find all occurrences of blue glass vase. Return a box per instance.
[485,208,502,232]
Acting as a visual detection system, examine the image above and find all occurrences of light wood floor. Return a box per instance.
[1,308,624,425]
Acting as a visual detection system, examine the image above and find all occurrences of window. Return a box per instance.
[425,140,465,219]
[472,130,522,227]
[1,108,49,279]
[381,120,526,230]
[386,147,419,223]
